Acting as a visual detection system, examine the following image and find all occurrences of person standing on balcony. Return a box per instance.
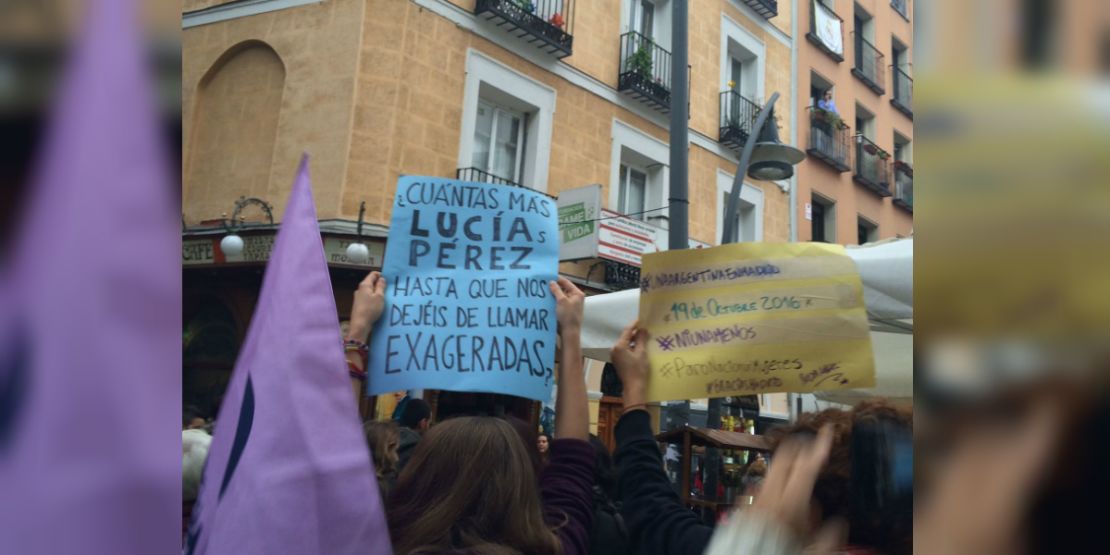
[814,91,839,154]
[818,91,838,114]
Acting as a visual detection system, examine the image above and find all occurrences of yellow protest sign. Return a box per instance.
[639,242,875,402]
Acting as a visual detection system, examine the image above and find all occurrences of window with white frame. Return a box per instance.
[720,15,765,102]
[618,164,648,218]
[623,0,671,49]
[458,50,556,192]
[729,58,744,92]
[609,119,669,226]
[631,0,655,39]
[716,170,764,243]
[472,101,527,183]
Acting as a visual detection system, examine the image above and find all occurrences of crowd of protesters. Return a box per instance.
[183,269,1083,554]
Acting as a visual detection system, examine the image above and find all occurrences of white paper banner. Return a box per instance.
[814,0,844,56]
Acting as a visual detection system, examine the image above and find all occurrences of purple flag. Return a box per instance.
[186,156,392,555]
[0,0,180,553]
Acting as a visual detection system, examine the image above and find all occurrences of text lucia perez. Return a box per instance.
[384,180,557,383]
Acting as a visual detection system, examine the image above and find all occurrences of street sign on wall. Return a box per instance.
[555,183,710,267]
[597,209,661,267]
[557,184,601,260]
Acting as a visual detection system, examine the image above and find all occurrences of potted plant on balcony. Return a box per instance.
[894,160,913,175]
[628,45,653,83]
[862,141,879,156]
[812,107,844,130]
[878,150,890,160]
[549,12,565,29]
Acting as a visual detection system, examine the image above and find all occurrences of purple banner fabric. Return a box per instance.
[0,0,180,553]
[186,156,392,555]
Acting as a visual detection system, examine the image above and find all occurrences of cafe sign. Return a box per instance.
[183,235,384,267]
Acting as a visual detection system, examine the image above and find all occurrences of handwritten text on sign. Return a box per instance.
[368,177,559,402]
[639,242,875,402]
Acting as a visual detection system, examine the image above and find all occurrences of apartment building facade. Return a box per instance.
[796,0,912,244]
[181,0,798,432]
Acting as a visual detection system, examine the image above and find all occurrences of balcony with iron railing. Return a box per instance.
[892,66,912,117]
[740,0,778,19]
[807,1,845,62]
[893,160,913,211]
[456,167,558,199]
[618,32,673,112]
[719,90,761,151]
[853,135,892,197]
[807,107,851,172]
[891,0,909,21]
[456,167,522,188]
[604,260,641,290]
[474,0,575,58]
[852,34,886,95]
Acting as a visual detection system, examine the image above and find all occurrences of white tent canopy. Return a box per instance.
[581,238,913,405]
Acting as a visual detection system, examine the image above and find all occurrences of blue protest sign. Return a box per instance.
[368,176,559,401]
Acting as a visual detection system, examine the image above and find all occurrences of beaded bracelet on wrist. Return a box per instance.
[343,339,369,368]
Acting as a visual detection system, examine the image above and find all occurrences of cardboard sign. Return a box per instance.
[639,242,875,402]
[368,176,559,401]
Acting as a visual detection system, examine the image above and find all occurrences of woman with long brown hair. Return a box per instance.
[383,277,595,555]
[362,420,401,498]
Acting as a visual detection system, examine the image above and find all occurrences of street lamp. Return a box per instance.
[219,233,245,258]
[218,196,274,258]
[705,92,806,498]
[345,201,371,264]
[720,92,805,244]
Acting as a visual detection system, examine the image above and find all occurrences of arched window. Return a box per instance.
[185,41,285,218]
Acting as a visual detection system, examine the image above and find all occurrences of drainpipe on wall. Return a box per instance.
[789,0,799,243]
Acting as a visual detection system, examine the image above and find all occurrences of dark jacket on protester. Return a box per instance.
[396,426,421,476]
[615,410,712,555]
[589,484,630,555]
[542,438,597,555]
[412,438,596,555]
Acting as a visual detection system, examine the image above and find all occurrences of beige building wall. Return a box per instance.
[184,0,797,247]
[796,0,913,243]
[183,0,366,223]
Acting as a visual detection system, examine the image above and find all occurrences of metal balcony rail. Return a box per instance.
[852,34,886,94]
[474,0,575,58]
[891,0,909,20]
[604,260,641,290]
[719,90,762,150]
[806,107,851,172]
[456,167,522,189]
[853,135,892,196]
[893,161,913,210]
[618,31,673,111]
[741,0,778,19]
[892,66,912,116]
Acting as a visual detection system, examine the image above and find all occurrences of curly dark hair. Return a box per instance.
[766,400,913,555]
